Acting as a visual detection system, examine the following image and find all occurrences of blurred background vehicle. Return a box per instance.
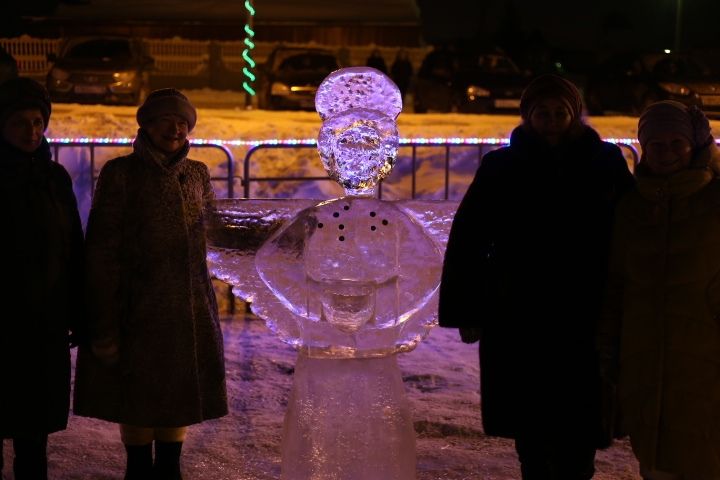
[413,48,528,114]
[46,36,154,105]
[584,51,720,116]
[257,46,340,110]
[452,52,529,114]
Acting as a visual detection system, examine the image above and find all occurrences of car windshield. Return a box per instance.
[64,40,133,60]
[278,54,338,73]
[651,57,708,78]
[476,54,520,74]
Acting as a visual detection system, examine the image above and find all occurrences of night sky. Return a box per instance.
[417,0,720,52]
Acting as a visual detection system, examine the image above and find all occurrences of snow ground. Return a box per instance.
[4,91,699,479]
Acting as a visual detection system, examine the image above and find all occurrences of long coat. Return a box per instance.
[73,132,227,427]
[439,124,634,445]
[0,138,84,437]
[600,142,720,477]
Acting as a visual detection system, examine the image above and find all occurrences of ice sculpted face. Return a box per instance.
[318,109,398,195]
[315,67,402,196]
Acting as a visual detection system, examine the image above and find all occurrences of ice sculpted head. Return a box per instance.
[315,67,402,196]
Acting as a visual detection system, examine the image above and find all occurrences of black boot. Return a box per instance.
[154,441,183,480]
[124,443,153,480]
[13,435,48,480]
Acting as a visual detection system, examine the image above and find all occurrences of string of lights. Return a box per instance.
[46,137,643,146]
[242,0,256,97]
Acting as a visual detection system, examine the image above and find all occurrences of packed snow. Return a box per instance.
[9,88,716,479]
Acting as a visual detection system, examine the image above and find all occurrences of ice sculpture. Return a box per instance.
[206,67,458,480]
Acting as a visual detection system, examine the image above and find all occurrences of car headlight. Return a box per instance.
[659,82,691,96]
[466,85,491,99]
[271,82,290,96]
[50,68,70,81]
[113,71,137,82]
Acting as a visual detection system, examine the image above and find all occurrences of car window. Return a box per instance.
[651,57,707,77]
[278,54,338,73]
[477,54,520,74]
[64,39,133,60]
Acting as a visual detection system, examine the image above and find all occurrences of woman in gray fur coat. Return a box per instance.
[73,88,228,480]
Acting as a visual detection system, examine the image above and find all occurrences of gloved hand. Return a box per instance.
[91,337,120,367]
[459,327,481,344]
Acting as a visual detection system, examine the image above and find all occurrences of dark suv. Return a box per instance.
[258,46,340,110]
[46,36,154,105]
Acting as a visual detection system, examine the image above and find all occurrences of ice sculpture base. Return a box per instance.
[281,353,416,480]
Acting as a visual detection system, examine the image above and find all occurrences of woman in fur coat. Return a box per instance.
[73,88,228,480]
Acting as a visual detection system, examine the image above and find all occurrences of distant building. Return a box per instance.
[28,0,422,46]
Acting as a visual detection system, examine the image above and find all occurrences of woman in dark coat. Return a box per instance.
[439,74,634,479]
[73,88,227,480]
[0,77,84,480]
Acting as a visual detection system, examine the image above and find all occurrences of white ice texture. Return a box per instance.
[205,198,457,358]
[316,67,401,196]
[205,67,455,359]
[314,66,402,121]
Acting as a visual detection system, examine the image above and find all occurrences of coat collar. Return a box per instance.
[635,141,720,200]
[132,128,190,175]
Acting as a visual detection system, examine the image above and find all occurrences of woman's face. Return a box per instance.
[145,114,189,155]
[643,133,693,176]
[528,98,573,145]
[2,109,45,153]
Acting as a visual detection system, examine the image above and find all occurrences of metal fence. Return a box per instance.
[241,139,641,200]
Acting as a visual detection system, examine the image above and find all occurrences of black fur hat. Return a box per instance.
[0,77,51,130]
[136,88,197,132]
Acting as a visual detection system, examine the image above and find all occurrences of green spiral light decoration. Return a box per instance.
[242,0,256,96]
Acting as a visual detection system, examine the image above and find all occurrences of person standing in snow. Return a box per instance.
[438,74,634,479]
[390,49,414,103]
[73,88,227,480]
[366,48,388,74]
[0,77,84,479]
[599,101,720,480]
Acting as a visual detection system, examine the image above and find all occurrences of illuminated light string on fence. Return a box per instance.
[46,137,645,147]
[242,0,256,96]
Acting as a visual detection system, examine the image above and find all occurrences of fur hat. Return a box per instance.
[136,88,197,132]
[0,77,51,130]
[637,100,712,150]
[520,74,583,121]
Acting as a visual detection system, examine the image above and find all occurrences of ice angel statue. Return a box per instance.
[206,67,458,480]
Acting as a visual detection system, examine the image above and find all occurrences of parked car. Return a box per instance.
[584,52,720,116]
[414,50,529,114]
[258,46,340,110]
[46,36,154,105]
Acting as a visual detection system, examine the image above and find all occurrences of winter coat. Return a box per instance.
[73,132,228,427]
[439,124,634,445]
[600,141,720,478]
[0,138,84,437]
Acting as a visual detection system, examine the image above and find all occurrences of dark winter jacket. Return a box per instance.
[73,132,228,427]
[439,124,634,444]
[0,137,84,437]
[600,141,720,477]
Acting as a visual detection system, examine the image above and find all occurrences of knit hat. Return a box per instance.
[136,88,197,132]
[637,100,712,150]
[519,74,583,121]
[0,77,51,130]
